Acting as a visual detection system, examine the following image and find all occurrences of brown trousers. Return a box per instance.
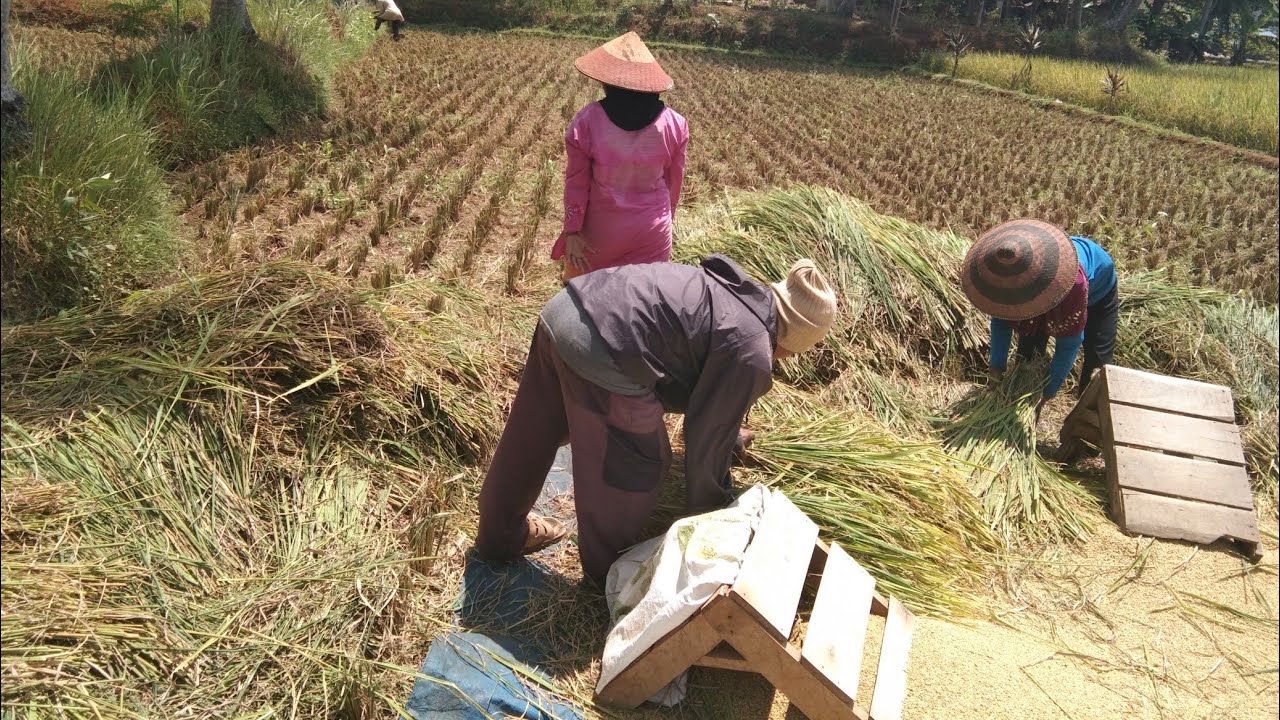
[476,324,670,584]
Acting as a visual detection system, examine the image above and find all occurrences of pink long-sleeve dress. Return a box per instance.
[551,102,689,275]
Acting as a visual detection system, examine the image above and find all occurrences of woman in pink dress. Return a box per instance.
[552,32,689,281]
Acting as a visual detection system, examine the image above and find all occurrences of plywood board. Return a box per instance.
[1114,445,1254,510]
[868,596,915,720]
[1121,489,1260,545]
[1104,366,1235,422]
[1108,403,1245,465]
[733,492,819,642]
[802,543,876,704]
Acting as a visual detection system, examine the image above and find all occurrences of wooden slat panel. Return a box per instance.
[1104,366,1235,422]
[801,543,875,704]
[1108,403,1246,466]
[596,591,728,708]
[694,642,753,672]
[808,541,890,616]
[1120,489,1261,545]
[1097,395,1127,527]
[708,592,867,720]
[733,492,819,641]
[868,597,915,720]
[1114,445,1254,510]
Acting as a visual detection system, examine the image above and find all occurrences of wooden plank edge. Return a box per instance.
[1112,439,1248,469]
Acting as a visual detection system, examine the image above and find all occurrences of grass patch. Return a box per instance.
[0,62,175,320]
[923,50,1280,155]
[2,0,378,319]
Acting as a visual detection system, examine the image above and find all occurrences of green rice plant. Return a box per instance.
[0,262,502,461]
[922,51,1279,154]
[748,387,999,615]
[1,407,419,717]
[939,365,1097,546]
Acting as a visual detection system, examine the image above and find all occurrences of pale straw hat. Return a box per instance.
[772,259,838,353]
[573,32,674,93]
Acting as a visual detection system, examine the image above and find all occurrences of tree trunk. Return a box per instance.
[1056,0,1070,29]
[975,0,987,27]
[1142,0,1167,48]
[1,0,26,157]
[210,0,254,35]
[1028,0,1042,25]
[998,0,1008,22]
[1195,0,1215,35]
[1146,0,1166,25]
[1101,0,1144,32]
[1068,0,1083,30]
[890,0,903,34]
[1229,18,1248,64]
[1,0,20,114]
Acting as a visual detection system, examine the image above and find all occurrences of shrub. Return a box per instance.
[1,60,175,321]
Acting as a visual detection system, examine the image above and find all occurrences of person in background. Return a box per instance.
[961,218,1119,416]
[371,0,404,41]
[476,256,837,586]
[553,32,688,283]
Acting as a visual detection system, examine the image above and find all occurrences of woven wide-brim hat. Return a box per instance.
[574,32,673,93]
[961,219,1078,321]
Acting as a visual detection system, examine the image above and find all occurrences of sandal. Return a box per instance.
[522,514,567,555]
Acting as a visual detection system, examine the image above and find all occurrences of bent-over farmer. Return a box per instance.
[961,219,1119,415]
[476,256,837,585]
[371,0,404,40]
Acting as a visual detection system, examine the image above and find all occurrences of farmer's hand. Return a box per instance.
[564,232,594,272]
[1035,395,1050,422]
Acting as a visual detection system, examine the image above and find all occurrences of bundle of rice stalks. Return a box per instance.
[0,261,504,462]
[939,365,1096,547]
[675,186,984,385]
[747,387,999,615]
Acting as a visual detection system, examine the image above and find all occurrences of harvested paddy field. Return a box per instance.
[3,18,1278,720]
[180,30,1280,301]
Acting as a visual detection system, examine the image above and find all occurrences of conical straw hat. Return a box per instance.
[574,32,674,93]
[961,219,1079,321]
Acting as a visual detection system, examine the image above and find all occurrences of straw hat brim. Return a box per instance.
[574,46,674,93]
[961,219,1079,321]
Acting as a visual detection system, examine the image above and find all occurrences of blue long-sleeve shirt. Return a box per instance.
[989,237,1116,397]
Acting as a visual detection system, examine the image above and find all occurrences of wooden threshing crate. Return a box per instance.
[597,492,916,720]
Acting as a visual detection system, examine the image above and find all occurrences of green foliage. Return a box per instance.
[0,64,175,321]
[102,29,322,165]
[2,0,378,318]
[924,50,1280,153]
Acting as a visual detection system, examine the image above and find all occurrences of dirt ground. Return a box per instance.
[632,518,1279,720]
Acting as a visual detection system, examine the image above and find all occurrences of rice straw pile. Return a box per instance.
[0,262,525,716]
[750,389,999,615]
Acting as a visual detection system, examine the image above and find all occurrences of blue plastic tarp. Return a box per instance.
[404,632,584,720]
